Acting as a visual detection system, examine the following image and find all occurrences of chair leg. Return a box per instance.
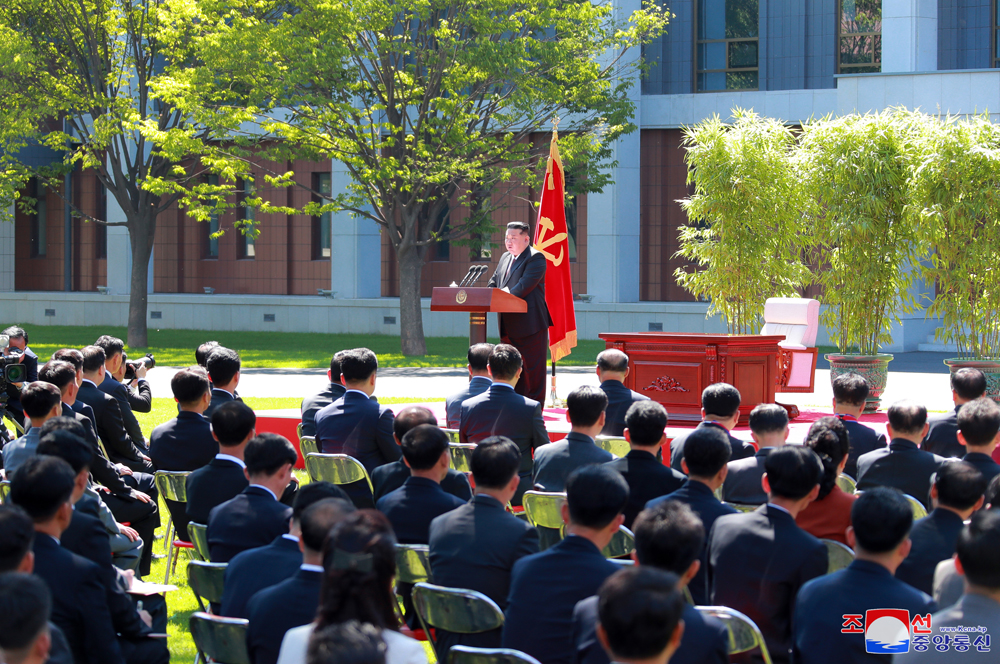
[162,516,173,554]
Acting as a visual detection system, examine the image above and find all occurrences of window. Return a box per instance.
[838,0,881,73]
[204,174,220,259]
[236,177,255,259]
[434,204,450,261]
[994,0,1000,68]
[695,0,759,92]
[96,178,107,259]
[312,172,332,260]
[29,178,46,258]
[566,195,578,263]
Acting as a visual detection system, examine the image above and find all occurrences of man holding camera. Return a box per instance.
[94,336,151,450]
[2,326,38,433]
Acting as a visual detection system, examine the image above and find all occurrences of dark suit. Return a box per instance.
[377,476,466,544]
[963,451,1000,485]
[203,388,238,420]
[220,535,302,618]
[487,247,552,403]
[708,505,828,664]
[895,508,966,596]
[149,410,219,540]
[300,381,347,438]
[77,379,150,471]
[604,450,686,527]
[922,406,965,459]
[207,485,293,562]
[371,460,471,503]
[460,383,550,505]
[3,345,37,426]
[61,402,130,496]
[793,559,936,664]
[186,455,249,525]
[670,421,755,472]
[836,415,886,480]
[124,379,152,413]
[533,432,614,493]
[502,535,620,664]
[246,566,322,664]
[722,447,774,506]
[598,380,649,437]
[445,375,492,429]
[856,438,945,509]
[99,374,148,448]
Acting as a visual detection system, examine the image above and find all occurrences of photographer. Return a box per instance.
[2,325,38,432]
[94,336,150,449]
[111,351,153,415]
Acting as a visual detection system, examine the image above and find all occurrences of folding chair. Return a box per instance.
[903,494,928,520]
[189,611,250,664]
[296,422,303,441]
[413,583,505,661]
[442,428,461,443]
[0,479,10,503]
[189,522,210,561]
[449,443,476,474]
[723,502,760,513]
[299,436,319,457]
[823,539,855,574]
[449,646,542,664]
[594,436,630,458]
[154,470,195,583]
[521,491,567,550]
[187,561,229,614]
[696,606,774,664]
[396,544,431,585]
[304,453,373,493]
[602,526,636,559]
[836,473,857,494]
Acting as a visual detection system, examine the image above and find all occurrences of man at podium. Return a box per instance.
[487,221,552,403]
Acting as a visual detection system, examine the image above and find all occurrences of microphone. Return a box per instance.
[471,265,488,285]
[457,266,477,287]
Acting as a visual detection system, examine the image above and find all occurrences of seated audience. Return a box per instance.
[428,437,540,656]
[594,349,648,437]
[208,433,296,562]
[647,425,736,605]
[0,572,55,664]
[722,403,789,506]
[708,445,828,664]
[669,383,755,471]
[502,465,627,664]
[793,487,936,664]
[795,417,857,545]
[572,500,729,664]
[444,343,494,429]
[459,344,549,505]
[187,401,257,526]
[94,336,150,447]
[604,401,685,527]
[2,382,63,475]
[300,351,347,438]
[533,385,613,492]
[831,372,886,480]
[958,397,1000,484]
[896,461,986,595]
[306,621,387,664]
[857,400,946,509]
[923,367,987,459]
[205,346,242,419]
[592,568,685,664]
[276,511,428,664]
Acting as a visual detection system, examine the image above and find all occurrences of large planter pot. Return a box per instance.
[943,359,1000,403]
[826,353,894,413]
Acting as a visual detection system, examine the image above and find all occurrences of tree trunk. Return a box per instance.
[397,243,427,356]
[126,220,154,349]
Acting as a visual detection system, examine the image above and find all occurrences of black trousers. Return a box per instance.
[504,328,547,404]
[103,472,160,577]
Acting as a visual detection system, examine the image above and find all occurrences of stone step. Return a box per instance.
[917,341,957,352]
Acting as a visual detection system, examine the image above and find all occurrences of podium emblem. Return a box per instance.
[456,289,468,304]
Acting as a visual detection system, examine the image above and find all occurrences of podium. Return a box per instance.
[431,287,527,346]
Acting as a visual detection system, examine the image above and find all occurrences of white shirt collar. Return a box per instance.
[282,534,300,542]
[213,387,235,396]
[345,389,370,398]
[82,379,97,388]
[491,382,515,391]
[301,563,324,573]
[767,502,792,516]
[215,453,246,469]
[250,484,278,500]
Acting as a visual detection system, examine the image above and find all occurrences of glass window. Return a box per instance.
[96,178,107,259]
[205,174,219,259]
[838,0,881,73]
[29,178,46,258]
[696,0,759,92]
[312,172,332,260]
[237,177,255,259]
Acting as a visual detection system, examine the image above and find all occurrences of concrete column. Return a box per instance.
[0,206,14,292]
[882,0,937,72]
[330,157,382,299]
[104,195,154,295]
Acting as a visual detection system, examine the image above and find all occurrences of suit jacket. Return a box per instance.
[445,376,492,429]
[124,379,152,413]
[99,374,147,448]
[897,593,1000,664]
[246,567,323,664]
[708,505,828,664]
[794,485,856,545]
[532,432,614,493]
[61,403,131,496]
[963,451,1000,485]
[32,535,126,664]
[77,379,146,465]
[1,427,39,475]
[220,535,303,618]
[207,485,293,562]
[376,476,467,544]
[895,508,966,596]
[856,438,945,509]
[186,456,250,525]
[503,535,620,664]
[372,460,472,503]
[314,391,399,474]
[722,447,775,506]
[299,382,347,438]
[837,416,887,480]
[670,421,756,472]
[203,388,238,420]
[604,449,686,528]
[149,411,219,471]
[793,559,936,664]
[487,247,552,339]
[598,380,649,437]
[921,406,965,459]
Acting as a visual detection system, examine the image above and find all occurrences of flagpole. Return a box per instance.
[549,358,560,408]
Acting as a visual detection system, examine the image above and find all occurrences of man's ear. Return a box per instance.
[957,431,968,448]
[623,429,632,444]
[244,468,251,482]
[953,553,965,576]
[560,502,571,526]
[761,473,771,495]
[681,459,689,475]
[597,411,606,428]
[846,526,856,550]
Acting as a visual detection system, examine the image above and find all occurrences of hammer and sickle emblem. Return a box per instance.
[535,216,568,267]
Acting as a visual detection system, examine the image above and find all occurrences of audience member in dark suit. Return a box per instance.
[94,336,149,449]
[957,396,1000,485]
[204,347,242,420]
[831,372,887,480]
[857,400,947,509]
[187,401,256,526]
[300,351,348,438]
[207,433,296,562]
[647,425,736,605]
[445,342,494,429]
[370,406,472,503]
[2,326,38,428]
[0,571,60,664]
[670,383,755,471]
[502,465,627,664]
[594,348,649,437]
[460,344,549,505]
[795,418,857,545]
[2,382,63,475]
[793,487,936,664]
[533,386,613,492]
[896,461,986,595]
[603,401,685,527]
[246,498,353,664]
[922,367,986,459]
[429,436,540,658]
[722,403,789,506]
[573,500,729,664]
[708,445,829,664]
[221,481,353,618]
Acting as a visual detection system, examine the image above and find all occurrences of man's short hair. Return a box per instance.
[339,348,378,383]
[307,620,387,664]
[400,425,450,471]
[934,461,987,511]
[470,436,521,489]
[682,426,732,477]
[2,325,26,342]
[596,349,629,374]
[851,487,913,553]
[300,498,356,553]
[0,573,52,659]
[952,368,987,402]
[206,347,241,386]
[633,500,704,575]
[37,430,92,475]
[597,567,684,661]
[764,446,822,500]
[468,343,494,372]
[292,482,352,522]
[958,398,1000,447]
[38,417,87,442]
[81,345,106,373]
[566,386,608,428]
[196,341,220,368]
[488,344,522,381]
[506,221,530,235]
[94,335,125,360]
[624,401,668,447]
[52,348,84,372]
[172,367,211,405]
[244,433,297,477]
[38,360,77,392]
[21,382,62,419]
[566,465,629,529]
[9,456,76,523]
[887,400,928,436]
[330,351,345,383]
[749,403,788,435]
[0,505,35,572]
[702,383,741,419]
[832,373,869,407]
[987,475,1000,507]
[211,401,256,446]
[392,406,437,441]
[956,509,1000,589]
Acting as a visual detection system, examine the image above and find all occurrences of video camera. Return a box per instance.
[123,352,156,381]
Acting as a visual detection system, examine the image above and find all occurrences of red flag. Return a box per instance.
[534,130,577,362]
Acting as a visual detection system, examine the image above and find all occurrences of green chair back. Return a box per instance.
[904,494,928,520]
[305,453,373,491]
[836,473,857,494]
[601,526,636,559]
[299,436,319,457]
[296,422,303,441]
[396,544,431,585]
[187,561,228,613]
[442,428,461,443]
[696,606,774,664]
[521,491,566,530]
[154,470,190,503]
[724,502,760,513]
[594,436,630,458]
[189,612,250,664]
[823,539,855,574]
[189,522,210,561]
[449,443,476,473]
[449,646,542,664]
[413,583,505,657]
[0,480,10,504]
